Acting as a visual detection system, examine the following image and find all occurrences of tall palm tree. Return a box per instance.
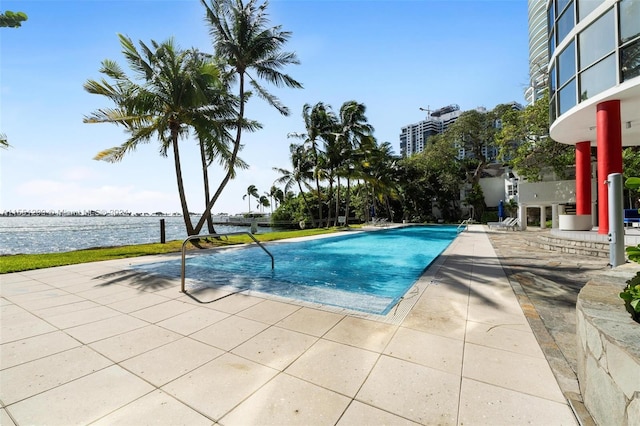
[266,186,282,213]
[258,195,270,213]
[363,141,400,220]
[84,35,230,235]
[273,143,315,221]
[197,0,302,233]
[243,184,259,213]
[191,54,241,234]
[273,186,284,209]
[334,101,374,226]
[289,102,336,227]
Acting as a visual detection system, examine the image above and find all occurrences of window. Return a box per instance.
[578,0,603,21]
[579,8,615,70]
[548,2,556,56]
[558,41,576,86]
[559,78,577,114]
[550,93,558,122]
[558,0,571,15]
[557,3,575,43]
[621,38,640,81]
[620,0,640,44]
[579,53,616,100]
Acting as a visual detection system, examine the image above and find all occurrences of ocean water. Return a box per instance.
[0,216,274,255]
[134,225,458,315]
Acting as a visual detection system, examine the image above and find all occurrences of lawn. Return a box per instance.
[0,227,345,274]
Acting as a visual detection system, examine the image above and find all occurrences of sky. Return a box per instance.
[1,0,530,215]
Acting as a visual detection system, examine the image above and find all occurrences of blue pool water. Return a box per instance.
[135,226,458,315]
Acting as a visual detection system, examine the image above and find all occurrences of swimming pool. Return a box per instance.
[135,225,458,315]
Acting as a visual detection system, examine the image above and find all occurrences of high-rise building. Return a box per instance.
[399,105,461,157]
[525,0,549,104]
[547,0,640,235]
[399,103,522,160]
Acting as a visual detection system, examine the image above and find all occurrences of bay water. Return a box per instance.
[0,216,274,255]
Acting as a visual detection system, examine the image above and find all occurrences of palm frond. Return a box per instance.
[249,79,288,115]
[0,133,10,149]
[93,146,128,163]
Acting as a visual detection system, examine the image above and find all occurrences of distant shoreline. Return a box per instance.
[1,210,181,217]
[0,210,268,218]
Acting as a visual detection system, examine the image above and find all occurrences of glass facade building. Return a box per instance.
[548,0,640,126]
[547,0,640,235]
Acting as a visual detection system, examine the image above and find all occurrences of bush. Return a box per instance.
[621,271,640,322]
[481,211,498,224]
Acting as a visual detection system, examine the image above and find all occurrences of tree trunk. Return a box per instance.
[315,172,322,228]
[199,138,216,234]
[171,127,195,235]
[334,176,341,226]
[298,180,315,225]
[193,72,246,234]
[326,176,334,227]
[344,176,351,226]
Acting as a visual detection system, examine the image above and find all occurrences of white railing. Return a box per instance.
[457,218,472,233]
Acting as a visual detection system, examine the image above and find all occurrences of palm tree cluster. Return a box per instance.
[243,184,281,214]
[273,101,400,228]
[84,0,301,236]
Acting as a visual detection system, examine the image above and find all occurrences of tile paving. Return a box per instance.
[0,225,583,425]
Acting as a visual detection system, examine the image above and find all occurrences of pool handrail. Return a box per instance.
[456,218,472,233]
[180,232,274,293]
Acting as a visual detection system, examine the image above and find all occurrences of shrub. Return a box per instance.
[621,272,640,322]
[481,211,498,224]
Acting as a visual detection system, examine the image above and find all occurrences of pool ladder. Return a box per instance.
[456,218,472,233]
[180,232,274,293]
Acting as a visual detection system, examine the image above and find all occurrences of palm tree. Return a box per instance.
[364,141,400,220]
[266,186,282,213]
[273,143,315,221]
[289,102,336,227]
[273,186,284,209]
[258,195,270,213]
[0,134,9,149]
[196,0,302,233]
[84,35,230,235]
[334,101,374,226]
[243,184,259,213]
[191,54,241,234]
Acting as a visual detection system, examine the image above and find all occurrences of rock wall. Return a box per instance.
[576,264,640,425]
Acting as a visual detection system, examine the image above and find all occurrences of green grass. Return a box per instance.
[0,227,346,274]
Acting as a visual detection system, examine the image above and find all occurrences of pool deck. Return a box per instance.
[1,225,579,425]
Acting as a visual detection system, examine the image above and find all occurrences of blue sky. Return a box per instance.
[1,0,529,215]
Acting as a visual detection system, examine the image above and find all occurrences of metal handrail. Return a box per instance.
[456,218,472,233]
[180,232,274,293]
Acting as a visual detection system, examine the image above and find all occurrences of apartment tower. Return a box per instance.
[548,0,640,235]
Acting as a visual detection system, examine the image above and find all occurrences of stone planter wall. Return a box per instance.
[576,264,640,426]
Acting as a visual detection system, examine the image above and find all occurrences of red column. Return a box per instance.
[596,100,622,235]
[576,141,592,215]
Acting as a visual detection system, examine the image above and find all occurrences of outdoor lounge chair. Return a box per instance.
[505,217,520,231]
[487,217,517,229]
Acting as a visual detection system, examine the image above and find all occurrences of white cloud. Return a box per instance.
[8,179,177,213]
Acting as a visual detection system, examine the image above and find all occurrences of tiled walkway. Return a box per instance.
[0,225,579,425]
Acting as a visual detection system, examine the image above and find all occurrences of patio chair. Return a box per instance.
[506,217,521,231]
[487,217,516,229]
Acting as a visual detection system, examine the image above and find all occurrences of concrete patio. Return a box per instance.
[1,225,579,425]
